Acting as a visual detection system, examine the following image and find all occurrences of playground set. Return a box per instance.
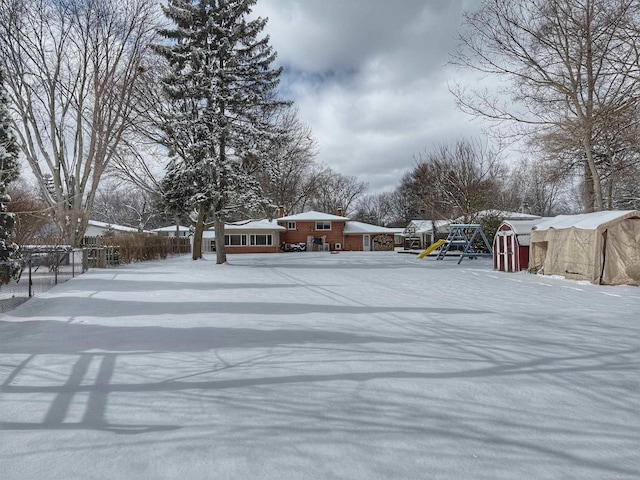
[417,224,493,264]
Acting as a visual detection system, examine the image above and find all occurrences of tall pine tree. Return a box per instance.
[0,66,20,283]
[155,0,285,263]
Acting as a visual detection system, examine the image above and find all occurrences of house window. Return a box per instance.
[225,234,247,246]
[250,234,273,246]
[287,221,296,230]
[316,221,331,230]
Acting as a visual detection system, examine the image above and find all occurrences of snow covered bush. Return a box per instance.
[0,67,21,283]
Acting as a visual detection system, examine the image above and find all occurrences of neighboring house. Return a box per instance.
[152,225,190,238]
[85,220,142,236]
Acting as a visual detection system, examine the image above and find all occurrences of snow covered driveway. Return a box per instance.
[1,252,638,479]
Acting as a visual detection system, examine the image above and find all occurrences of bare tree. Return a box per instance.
[408,139,506,221]
[505,159,572,216]
[92,179,161,231]
[308,170,368,216]
[352,193,397,226]
[452,0,640,212]
[253,107,325,217]
[0,0,161,245]
[610,162,640,209]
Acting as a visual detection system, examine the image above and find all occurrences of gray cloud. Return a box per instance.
[253,0,485,193]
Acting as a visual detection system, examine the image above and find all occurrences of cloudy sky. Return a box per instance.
[252,0,484,194]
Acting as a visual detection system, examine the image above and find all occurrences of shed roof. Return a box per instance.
[500,219,546,235]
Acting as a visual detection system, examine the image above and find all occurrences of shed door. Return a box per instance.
[363,234,371,251]
[496,231,516,272]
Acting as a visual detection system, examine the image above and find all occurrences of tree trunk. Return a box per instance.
[214,215,226,264]
[583,139,604,212]
[192,204,205,260]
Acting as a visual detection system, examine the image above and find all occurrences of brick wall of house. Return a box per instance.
[279,220,346,249]
[343,234,395,251]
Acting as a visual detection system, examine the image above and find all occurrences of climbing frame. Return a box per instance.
[436,224,494,264]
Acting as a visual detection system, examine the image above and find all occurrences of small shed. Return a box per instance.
[529,210,640,285]
[493,219,544,272]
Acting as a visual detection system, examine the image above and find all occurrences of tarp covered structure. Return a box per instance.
[529,210,640,285]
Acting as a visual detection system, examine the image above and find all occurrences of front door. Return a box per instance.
[363,234,371,251]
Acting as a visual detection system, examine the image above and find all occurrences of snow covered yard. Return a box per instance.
[0,251,638,480]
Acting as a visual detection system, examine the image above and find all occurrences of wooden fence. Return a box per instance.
[82,234,191,268]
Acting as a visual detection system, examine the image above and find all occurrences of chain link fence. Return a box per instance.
[0,247,88,313]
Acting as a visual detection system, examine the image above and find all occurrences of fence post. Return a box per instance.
[29,258,32,297]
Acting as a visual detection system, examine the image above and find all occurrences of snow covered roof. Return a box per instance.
[225,219,286,231]
[456,210,542,222]
[500,219,546,235]
[201,220,285,235]
[278,210,349,222]
[343,221,398,235]
[87,220,141,233]
[152,225,190,232]
[406,219,450,234]
[532,210,640,231]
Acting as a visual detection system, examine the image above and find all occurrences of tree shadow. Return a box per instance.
[6,297,488,318]
[0,320,413,355]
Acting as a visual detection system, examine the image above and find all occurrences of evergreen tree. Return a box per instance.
[0,67,20,283]
[155,0,285,263]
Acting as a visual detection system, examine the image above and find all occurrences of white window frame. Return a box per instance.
[225,234,247,246]
[316,221,331,231]
[250,234,273,246]
[287,221,296,230]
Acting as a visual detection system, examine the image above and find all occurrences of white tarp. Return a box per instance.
[529,210,640,285]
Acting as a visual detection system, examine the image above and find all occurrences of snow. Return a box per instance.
[151,225,190,233]
[1,252,638,480]
[406,219,451,234]
[343,221,397,234]
[278,210,349,221]
[500,219,545,235]
[532,210,640,231]
[466,210,543,221]
[225,219,286,231]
